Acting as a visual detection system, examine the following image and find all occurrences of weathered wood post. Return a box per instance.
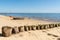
[58,23,60,27]
[18,26,24,32]
[43,25,48,29]
[43,25,46,29]
[41,24,50,29]
[37,25,40,30]
[49,24,54,28]
[33,25,36,30]
[47,24,50,29]
[57,24,59,27]
[24,26,28,31]
[54,24,58,27]
[31,25,36,30]
[39,25,44,30]
[41,25,45,29]
[12,26,19,34]
[38,25,43,30]
[36,25,40,30]
[31,25,34,30]
[2,26,12,37]
[28,26,31,31]
[18,27,20,32]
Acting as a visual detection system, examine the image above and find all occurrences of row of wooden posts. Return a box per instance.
[2,23,60,37]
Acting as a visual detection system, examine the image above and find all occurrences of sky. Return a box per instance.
[0,0,60,13]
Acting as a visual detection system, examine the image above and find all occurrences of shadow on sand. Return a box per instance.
[57,38,60,40]
[0,33,3,37]
[47,33,59,37]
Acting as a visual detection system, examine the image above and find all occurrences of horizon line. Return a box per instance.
[0,12,60,13]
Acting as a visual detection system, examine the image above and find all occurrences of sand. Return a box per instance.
[0,15,60,40]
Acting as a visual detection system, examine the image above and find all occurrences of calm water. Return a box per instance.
[0,13,60,22]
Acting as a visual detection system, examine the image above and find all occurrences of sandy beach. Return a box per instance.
[0,15,60,40]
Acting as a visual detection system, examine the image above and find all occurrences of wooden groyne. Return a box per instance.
[2,26,12,37]
[2,23,60,37]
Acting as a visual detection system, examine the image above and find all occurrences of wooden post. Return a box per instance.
[47,24,50,29]
[43,25,48,29]
[39,25,44,29]
[2,26,12,37]
[18,26,24,32]
[28,26,31,31]
[38,25,42,30]
[49,24,54,28]
[37,25,40,30]
[36,25,40,30]
[58,23,60,27]
[18,27,20,32]
[20,26,24,32]
[41,25,45,29]
[34,26,36,30]
[32,25,36,30]
[12,26,19,34]
[54,24,58,27]
[31,25,34,30]
[57,24,59,27]
[24,26,28,31]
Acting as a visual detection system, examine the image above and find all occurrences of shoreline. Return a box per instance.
[0,15,60,40]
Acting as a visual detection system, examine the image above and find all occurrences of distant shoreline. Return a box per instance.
[0,13,60,22]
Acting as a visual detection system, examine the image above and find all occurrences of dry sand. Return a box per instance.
[0,15,60,40]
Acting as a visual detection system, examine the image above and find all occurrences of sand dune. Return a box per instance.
[0,15,60,40]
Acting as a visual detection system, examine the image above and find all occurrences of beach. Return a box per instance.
[0,15,60,40]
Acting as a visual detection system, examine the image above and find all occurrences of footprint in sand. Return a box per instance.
[57,38,60,40]
[47,33,59,37]
[20,34,23,37]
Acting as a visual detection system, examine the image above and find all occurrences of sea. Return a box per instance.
[0,13,60,22]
